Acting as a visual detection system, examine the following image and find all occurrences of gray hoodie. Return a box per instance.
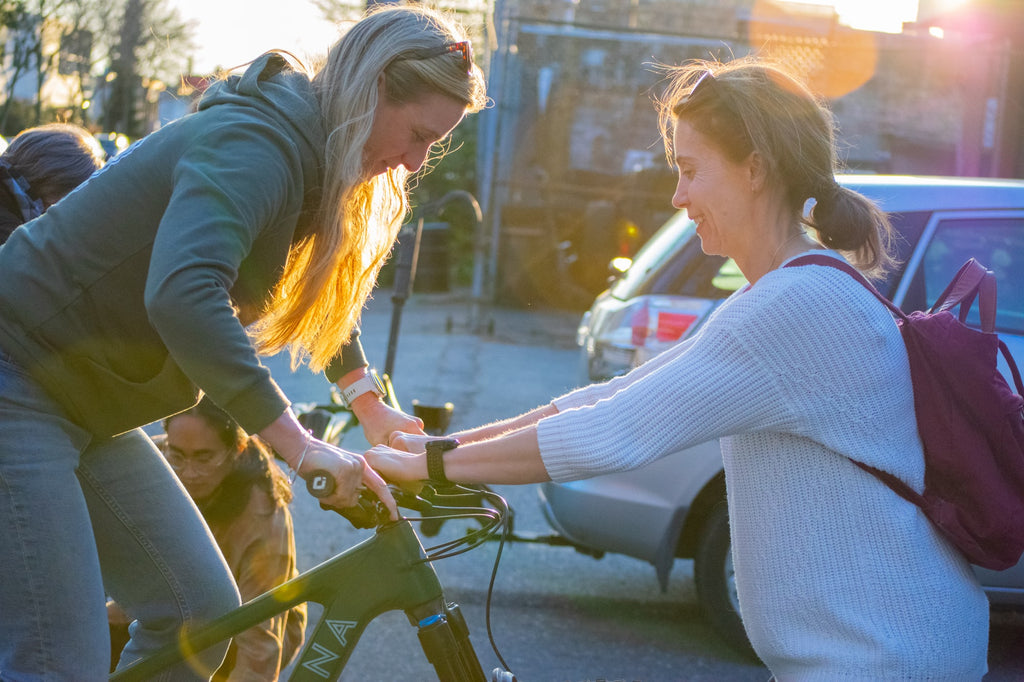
[0,53,364,438]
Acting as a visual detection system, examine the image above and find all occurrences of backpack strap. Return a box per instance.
[928,258,996,333]
[1000,339,1024,396]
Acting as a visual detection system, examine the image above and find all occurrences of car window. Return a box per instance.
[610,211,695,299]
[880,211,930,298]
[710,258,747,292]
[612,210,747,300]
[910,217,1024,334]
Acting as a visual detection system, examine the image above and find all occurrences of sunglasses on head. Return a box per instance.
[683,69,716,105]
[397,41,473,74]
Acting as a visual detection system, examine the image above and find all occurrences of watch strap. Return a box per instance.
[425,439,459,484]
[339,370,385,407]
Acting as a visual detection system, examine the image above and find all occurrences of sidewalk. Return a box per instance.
[271,288,583,432]
[355,289,582,427]
[268,289,585,570]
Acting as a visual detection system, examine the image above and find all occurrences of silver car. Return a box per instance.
[544,175,1024,652]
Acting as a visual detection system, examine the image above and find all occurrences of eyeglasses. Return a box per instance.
[396,41,473,74]
[164,447,231,473]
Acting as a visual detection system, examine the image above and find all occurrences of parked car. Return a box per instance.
[545,174,1024,653]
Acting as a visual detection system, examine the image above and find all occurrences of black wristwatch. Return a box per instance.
[425,439,459,484]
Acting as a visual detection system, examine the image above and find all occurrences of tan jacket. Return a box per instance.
[209,484,306,681]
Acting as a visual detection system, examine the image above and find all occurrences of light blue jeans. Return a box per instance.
[0,348,240,681]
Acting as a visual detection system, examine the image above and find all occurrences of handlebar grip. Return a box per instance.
[306,469,383,529]
[306,469,336,498]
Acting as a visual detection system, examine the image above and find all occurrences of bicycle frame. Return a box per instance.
[111,519,487,681]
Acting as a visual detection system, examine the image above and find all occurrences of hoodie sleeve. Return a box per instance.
[144,116,304,435]
[324,328,368,383]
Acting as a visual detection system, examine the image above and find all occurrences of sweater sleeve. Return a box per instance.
[144,120,300,434]
[538,311,798,482]
[553,333,702,413]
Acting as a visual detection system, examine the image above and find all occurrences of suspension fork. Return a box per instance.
[289,520,484,681]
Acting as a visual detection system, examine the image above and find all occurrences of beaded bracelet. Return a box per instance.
[287,430,313,486]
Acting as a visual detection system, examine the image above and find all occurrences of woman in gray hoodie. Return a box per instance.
[0,5,486,679]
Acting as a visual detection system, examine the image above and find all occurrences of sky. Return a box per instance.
[172,0,921,74]
[783,0,920,33]
[172,0,342,73]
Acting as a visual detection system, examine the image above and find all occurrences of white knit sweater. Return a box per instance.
[537,253,989,680]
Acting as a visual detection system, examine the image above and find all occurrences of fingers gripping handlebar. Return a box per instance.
[305,469,492,532]
[306,469,432,529]
[305,469,382,528]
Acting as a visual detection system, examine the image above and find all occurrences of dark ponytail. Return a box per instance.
[809,182,895,278]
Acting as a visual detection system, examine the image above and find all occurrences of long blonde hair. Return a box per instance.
[251,5,487,371]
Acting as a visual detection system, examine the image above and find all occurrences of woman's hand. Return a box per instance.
[387,431,432,453]
[261,409,398,519]
[297,438,397,519]
[350,394,425,446]
[364,444,428,488]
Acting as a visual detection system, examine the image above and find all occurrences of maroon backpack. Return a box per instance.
[789,255,1024,570]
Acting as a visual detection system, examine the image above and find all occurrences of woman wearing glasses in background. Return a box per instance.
[368,56,988,680]
[110,397,306,681]
[0,5,486,679]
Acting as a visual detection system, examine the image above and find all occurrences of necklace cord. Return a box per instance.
[768,231,808,271]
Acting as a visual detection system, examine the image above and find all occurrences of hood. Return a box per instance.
[198,53,325,184]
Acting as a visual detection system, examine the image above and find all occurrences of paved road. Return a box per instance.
[273,291,1024,681]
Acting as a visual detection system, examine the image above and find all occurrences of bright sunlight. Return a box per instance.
[779,0,920,33]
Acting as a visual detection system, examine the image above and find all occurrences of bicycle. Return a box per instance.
[109,468,516,681]
[108,385,516,682]
[109,209,518,680]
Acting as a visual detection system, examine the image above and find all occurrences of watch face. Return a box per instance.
[371,371,386,396]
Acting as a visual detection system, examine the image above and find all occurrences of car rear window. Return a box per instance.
[914,217,1024,334]
[880,211,930,297]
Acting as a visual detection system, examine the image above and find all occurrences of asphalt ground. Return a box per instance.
[269,289,1024,681]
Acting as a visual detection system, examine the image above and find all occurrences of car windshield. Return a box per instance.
[611,211,750,301]
[612,211,696,299]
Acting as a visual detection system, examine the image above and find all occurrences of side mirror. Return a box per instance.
[608,257,632,282]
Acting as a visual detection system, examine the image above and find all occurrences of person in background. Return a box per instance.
[109,397,306,680]
[367,56,989,679]
[0,122,105,243]
[0,5,486,679]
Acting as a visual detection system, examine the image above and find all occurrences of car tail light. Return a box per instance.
[630,298,699,347]
[585,295,715,379]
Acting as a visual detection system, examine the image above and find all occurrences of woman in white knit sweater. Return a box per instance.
[367,57,989,680]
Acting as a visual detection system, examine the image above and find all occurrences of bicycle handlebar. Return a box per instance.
[306,469,506,535]
[306,469,431,529]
